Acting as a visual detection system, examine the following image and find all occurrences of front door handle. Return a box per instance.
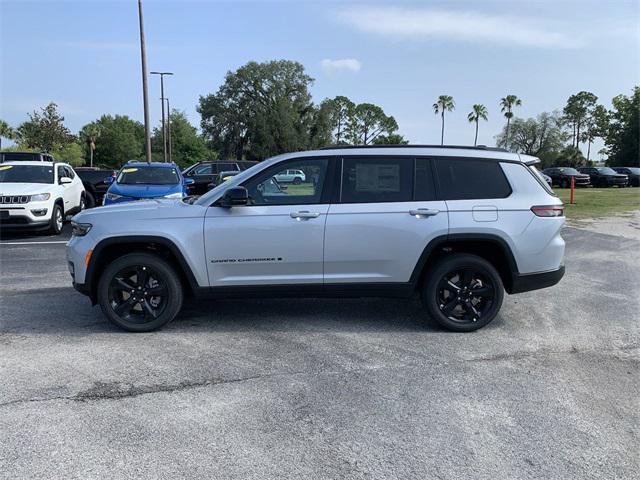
[290,211,320,220]
[409,208,440,217]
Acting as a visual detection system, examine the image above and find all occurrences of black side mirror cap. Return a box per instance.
[219,186,249,207]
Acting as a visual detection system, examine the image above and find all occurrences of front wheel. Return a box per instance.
[97,253,183,332]
[560,179,569,188]
[422,254,504,332]
[48,203,64,235]
[293,177,302,185]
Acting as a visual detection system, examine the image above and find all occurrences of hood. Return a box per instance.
[73,198,205,222]
[109,182,182,198]
[0,183,55,195]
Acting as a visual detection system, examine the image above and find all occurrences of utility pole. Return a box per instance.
[150,71,173,162]
[165,97,172,164]
[137,0,152,163]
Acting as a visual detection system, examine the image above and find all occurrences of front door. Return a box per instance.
[204,157,333,286]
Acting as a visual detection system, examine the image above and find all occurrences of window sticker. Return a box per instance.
[355,163,400,192]
[122,168,138,173]
[0,165,13,171]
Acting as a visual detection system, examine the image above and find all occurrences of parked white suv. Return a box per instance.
[67,146,565,332]
[275,169,306,184]
[0,161,86,234]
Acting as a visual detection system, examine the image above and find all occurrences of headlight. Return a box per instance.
[30,193,51,202]
[105,192,123,201]
[163,192,183,198]
[71,221,92,236]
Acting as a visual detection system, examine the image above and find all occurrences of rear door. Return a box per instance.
[204,156,334,286]
[323,156,448,284]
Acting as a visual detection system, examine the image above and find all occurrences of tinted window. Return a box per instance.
[117,166,180,185]
[243,158,329,206]
[193,164,213,175]
[561,168,580,175]
[57,165,66,180]
[341,157,413,203]
[0,164,54,183]
[218,163,238,171]
[435,158,511,200]
[64,166,75,179]
[414,158,436,201]
[597,167,617,175]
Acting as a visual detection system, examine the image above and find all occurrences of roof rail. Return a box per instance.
[319,144,509,152]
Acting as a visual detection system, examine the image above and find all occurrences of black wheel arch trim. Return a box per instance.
[409,233,520,292]
[84,235,200,303]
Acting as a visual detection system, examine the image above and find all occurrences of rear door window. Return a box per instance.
[340,157,413,203]
[435,158,512,200]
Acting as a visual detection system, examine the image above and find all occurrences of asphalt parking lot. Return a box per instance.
[0,220,638,479]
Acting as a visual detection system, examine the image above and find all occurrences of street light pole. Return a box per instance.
[165,98,172,164]
[150,71,173,162]
[137,0,152,163]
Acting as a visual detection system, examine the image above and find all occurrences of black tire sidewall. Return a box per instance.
[85,192,95,208]
[422,253,504,332]
[49,203,63,235]
[97,253,183,332]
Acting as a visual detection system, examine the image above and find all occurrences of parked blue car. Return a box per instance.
[103,161,194,205]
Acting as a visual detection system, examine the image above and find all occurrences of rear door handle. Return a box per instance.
[290,211,320,219]
[409,208,440,217]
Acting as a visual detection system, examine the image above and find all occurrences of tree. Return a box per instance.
[433,95,455,145]
[598,87,639,167]
[0,119,16,150]
[51,142,84,167]
[347,103,398,145]
[467,104,488,146]
[16,102,75,152]
[80,115,145,168]
[563,91,598,149]
[79,124,100,167]
[198,60,327,160]
[500,95,522,149]
[372,133,409,145]
[151,110,209,168]
[322,96,355,144]
[496,111,568,167]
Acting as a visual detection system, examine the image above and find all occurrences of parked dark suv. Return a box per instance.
[542,167,591,188]
[182,160,258,195]
[612,167,640,187]
[577,167,628,187]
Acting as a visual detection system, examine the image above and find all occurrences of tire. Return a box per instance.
[97,253,183,332]
[422,253,504,332]
[48,203,64,235]
[84,191,95,208]
[560,179,569,188]
[293,177,302,185]
[79,194,87,211]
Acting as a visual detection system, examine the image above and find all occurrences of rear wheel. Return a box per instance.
[84,191,95,208]
[560,178,569,188]
[97,253,183,332]
[422,254,504,332]
[293,177,302,185]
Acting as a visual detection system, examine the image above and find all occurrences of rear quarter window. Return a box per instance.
[435,158,512,200]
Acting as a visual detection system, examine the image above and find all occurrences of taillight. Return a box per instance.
[531,205,564,217]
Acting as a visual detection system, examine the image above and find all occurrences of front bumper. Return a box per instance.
[509,265,565,294]
[0,201,52,228]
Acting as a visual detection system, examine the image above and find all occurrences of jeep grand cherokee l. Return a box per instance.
[67,145,565,332]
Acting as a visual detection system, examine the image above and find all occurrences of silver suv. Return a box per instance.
[67,146,565,332]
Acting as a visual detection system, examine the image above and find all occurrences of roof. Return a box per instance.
[269,145,526,163]
[0,160,59,167]
[124,161,178,168]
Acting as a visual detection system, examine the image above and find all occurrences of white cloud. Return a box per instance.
[337,7,582,48]
[320,58,362,75]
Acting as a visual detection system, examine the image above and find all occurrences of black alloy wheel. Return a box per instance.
[97,253,183,332]
[423,254,504,332]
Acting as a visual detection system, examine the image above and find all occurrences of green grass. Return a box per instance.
[554,186,640,220]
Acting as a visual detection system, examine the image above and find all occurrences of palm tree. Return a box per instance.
[500,95,522,148]
[80,125,100,167]
[467,104,488,146]
[0,119,16,150]
[433,95,455,145]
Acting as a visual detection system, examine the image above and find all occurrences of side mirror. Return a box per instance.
[183,177,195,186]
[219,186,248,207]
[59,176,72,185]
[104,176,115,185]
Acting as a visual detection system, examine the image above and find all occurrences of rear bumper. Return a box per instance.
[509,265,565,294]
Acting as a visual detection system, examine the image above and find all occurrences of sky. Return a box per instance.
[1,0,638,158]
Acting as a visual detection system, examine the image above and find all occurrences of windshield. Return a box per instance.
[195,160,265,205]
[623,167,640,174]
[0,164,54,183]
[117,166,180,185]
[561,168,580,175]
[597,167,617,175]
